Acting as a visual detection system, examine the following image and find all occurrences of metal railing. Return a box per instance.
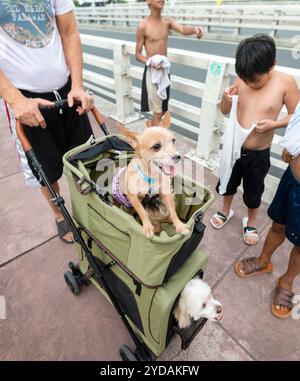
[76,3,300,47]
[80,33,300,177]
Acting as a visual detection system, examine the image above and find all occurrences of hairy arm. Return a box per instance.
[0,70,52,128]
[56,11,93,114]
[169,17,203,38]
[0,70,25,106]
[135,21,147,64]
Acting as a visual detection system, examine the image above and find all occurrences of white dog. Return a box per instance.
[174,277,223,329]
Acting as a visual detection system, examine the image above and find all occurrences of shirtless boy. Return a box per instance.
[136,0,204,126]
[211,34,299,245]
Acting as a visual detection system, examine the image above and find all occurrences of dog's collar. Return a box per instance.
[134,164,155,184]
[134,164,156,195]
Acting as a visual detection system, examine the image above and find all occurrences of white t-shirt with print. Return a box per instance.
[0,0,74,93]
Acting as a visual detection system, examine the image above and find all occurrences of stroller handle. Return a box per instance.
[16,101,108,153]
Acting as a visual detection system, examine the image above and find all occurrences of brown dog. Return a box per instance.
[112,114,189,238]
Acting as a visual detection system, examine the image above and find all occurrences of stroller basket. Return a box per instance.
[63,135,214,288]
[63,133,214,359]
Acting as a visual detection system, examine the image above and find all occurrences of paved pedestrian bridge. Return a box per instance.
[0,1,300,361]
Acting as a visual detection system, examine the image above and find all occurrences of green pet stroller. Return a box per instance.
[17,100,214,361]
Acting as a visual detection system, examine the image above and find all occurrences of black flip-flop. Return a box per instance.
[56,219,74,244]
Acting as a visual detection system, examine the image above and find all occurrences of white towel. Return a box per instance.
[280,101,300,158]
[219,96,256,195]
[146,55,171,100]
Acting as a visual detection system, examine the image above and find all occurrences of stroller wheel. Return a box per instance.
[64,271,80,295]
[68,262,79,274]
[119,345,138,361]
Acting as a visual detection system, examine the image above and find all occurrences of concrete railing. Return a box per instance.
[76,4,300,47]
[80,34,300,176]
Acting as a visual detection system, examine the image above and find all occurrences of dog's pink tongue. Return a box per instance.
[164,164,175,176]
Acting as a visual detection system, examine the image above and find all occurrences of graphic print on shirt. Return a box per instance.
[0,0,54,48]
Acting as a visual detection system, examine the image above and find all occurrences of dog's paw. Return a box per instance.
[175,223,190,235]
[143,222,155,238]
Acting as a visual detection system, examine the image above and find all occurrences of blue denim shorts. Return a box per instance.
[268,165,300,247]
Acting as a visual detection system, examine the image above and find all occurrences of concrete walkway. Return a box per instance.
[0,98,299,361]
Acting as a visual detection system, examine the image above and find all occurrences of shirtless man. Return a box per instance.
[210,34,299,245]
[136,0,204,126]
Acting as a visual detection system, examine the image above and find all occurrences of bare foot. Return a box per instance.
[56,217,74,243]
[274,277,294,314]
[234,257,274,279]
[211,210,232,228]
[237,257,269,277]
[243,229,259,246]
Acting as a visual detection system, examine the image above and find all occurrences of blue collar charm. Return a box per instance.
[134,164,156,195]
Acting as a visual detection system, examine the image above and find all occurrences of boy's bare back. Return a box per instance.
[235,71,299,150]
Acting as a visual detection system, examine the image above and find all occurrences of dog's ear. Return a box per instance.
[174,302,191,330]
[158,111,171,129]
[116,123,139,148]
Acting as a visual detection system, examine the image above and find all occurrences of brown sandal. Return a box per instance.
[235,257,274,278]
[271,285,295,319]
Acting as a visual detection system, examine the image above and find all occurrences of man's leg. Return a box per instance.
[237,222,286,276]
[275,245,300,312]
[40,181,74,243]
[244,207,260,245]
[211,159,243,228]
[247,207,259,227]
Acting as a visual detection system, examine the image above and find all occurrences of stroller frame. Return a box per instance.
[16,100,153,361]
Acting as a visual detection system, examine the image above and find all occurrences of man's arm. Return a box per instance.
[169,18,204,39]
[0,70,53,128]
[135,21,147,64]
[56,11,93,115]
[256,75,300,133]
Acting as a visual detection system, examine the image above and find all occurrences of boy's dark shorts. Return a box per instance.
[141,65,170,113]
[268,165,300,247]
[216,148,271,209]
[20,78,93,186]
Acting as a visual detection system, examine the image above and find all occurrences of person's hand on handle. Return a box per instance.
[11,97,54,129]
[194,26,204,39]
[68,86,94,116]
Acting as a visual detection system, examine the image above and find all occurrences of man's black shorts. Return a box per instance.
[268,165,300,247]
[20,78,93,185]
[216,148,271,209]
